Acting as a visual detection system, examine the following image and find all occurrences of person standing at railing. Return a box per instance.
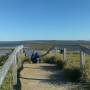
[31,51,40,63]
[35,52,40,63]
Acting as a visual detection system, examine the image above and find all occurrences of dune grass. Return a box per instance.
[1,50,90,89]
[41,50,90,88]
[0,69,13,90]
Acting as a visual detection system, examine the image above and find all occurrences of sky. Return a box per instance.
[0,0,90,41]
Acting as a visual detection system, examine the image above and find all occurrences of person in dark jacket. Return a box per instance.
[31,51,39,63]
[35,52,40,63]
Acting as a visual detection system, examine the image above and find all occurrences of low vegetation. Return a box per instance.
[40,50,90,89]
[0,55,9,66]
[1,48,90,89]
[0,69,13,90]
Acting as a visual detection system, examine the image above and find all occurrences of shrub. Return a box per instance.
[41,56,56,64]
[0,55,8,66]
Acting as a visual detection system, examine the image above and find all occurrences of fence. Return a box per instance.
[0,45,24,90]
[0,44,90,90]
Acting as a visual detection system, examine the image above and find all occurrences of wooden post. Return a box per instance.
[21,49,23,56]
[63,48,66,61]
[12,55,17,90]
[17,52,21,69]
[20,49,23,66]
[80,50,85,72]
[18,49,23,69]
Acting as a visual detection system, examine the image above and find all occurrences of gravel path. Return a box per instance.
[20,63,69,90]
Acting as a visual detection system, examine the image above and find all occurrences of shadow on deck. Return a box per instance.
[19,63,90,90]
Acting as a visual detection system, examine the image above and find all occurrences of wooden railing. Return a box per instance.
[0,45,24,89]
[56,45,90,74]
[0,44,90,89]
[25,45,90,71]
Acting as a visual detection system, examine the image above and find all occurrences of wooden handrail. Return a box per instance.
[0,44,90,89]
[0,45,24,87]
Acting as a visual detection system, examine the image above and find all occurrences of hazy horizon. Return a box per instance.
[0,39,90,42]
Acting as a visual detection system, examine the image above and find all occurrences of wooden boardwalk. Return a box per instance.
[1,45,90,90]
[20,63,68,90]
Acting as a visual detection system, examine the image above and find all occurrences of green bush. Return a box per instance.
[23,56,31,63]
[0,70,13,90]
[41,56,56,64]
[0,55,8,66]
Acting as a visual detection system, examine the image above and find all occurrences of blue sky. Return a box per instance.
[0,0,90,41]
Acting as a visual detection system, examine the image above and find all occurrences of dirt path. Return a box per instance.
[20,63,69,90]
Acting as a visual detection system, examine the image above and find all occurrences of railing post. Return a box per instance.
[80,50,85,73]
[12,55,17,90]
[63,48,66,61]
[17,48,23,70]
